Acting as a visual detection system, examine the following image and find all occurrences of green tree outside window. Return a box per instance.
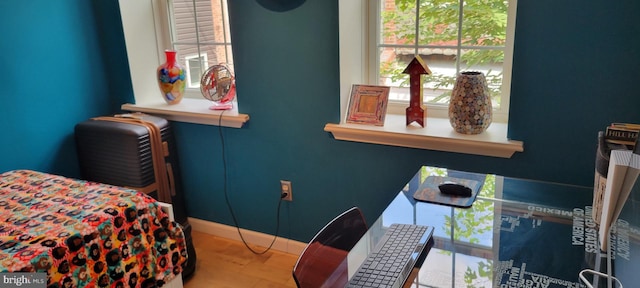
[380,0,508,107]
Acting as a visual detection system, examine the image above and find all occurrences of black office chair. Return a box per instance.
[292,207,369,288]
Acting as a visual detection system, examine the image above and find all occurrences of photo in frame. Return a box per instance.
[346,84,390,126]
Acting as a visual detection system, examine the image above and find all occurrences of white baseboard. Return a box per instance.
[187,217,307,256]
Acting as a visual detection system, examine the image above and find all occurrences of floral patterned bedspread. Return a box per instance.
[0,170,187,287]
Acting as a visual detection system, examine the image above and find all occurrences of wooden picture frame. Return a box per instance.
[346,85,390,126]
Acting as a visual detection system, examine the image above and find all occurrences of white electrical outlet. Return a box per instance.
[280,180,293,201]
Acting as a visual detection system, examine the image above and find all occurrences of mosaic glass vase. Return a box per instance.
[157,50,185,105]
[448,71,493,134]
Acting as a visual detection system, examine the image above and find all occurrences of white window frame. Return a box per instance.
[375,0,514,123]
[326,0,523,158]
[343,0,515,123]
[167,0,233,98]
[117,0,248,128]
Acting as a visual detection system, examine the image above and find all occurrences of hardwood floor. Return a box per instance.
[183,230,299,288]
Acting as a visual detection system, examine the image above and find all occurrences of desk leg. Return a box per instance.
[403,267,421,288]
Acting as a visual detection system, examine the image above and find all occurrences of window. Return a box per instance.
[376,0,514,122]
[118,0,248,128]
[166,0,233,98]
[332,0,522,158]
[339,0,516,122]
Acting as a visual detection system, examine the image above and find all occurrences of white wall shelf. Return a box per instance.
[122,98,249,128]
[325,115,523,158]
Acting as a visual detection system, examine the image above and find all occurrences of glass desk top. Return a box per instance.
[346,166,640,288]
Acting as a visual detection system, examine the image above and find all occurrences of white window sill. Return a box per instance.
[121,98,250,128]
[324,115,523,158]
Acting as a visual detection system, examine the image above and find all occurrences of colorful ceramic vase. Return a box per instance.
[157,50,185,105]
[448,71,492,134]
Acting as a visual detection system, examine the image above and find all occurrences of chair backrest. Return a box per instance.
[292,207,368,288]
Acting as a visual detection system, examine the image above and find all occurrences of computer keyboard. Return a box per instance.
[346,223,434,288]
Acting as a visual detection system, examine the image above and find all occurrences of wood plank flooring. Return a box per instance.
[183,230,299,288]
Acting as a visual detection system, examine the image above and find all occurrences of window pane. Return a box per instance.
[173,44,228,66]
[461,0,508,47]
[171,0,230,45]
[417,48,456,105]
[175,44,229,90]
[187,59,200,87]
[381,47,456,105]
[171,0,212,43]
[380,0,417,46]
[185,55,207,88]
[379,47,409,89]
[418,0,460,47]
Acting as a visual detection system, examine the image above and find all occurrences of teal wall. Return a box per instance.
[0,0,124,176]
[1,0,639,243]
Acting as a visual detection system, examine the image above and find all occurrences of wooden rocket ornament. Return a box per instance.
[403,55,431,127]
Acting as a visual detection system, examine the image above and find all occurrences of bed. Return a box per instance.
[0,169,187,287]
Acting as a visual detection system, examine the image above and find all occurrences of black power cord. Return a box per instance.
[218,110,283,254]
